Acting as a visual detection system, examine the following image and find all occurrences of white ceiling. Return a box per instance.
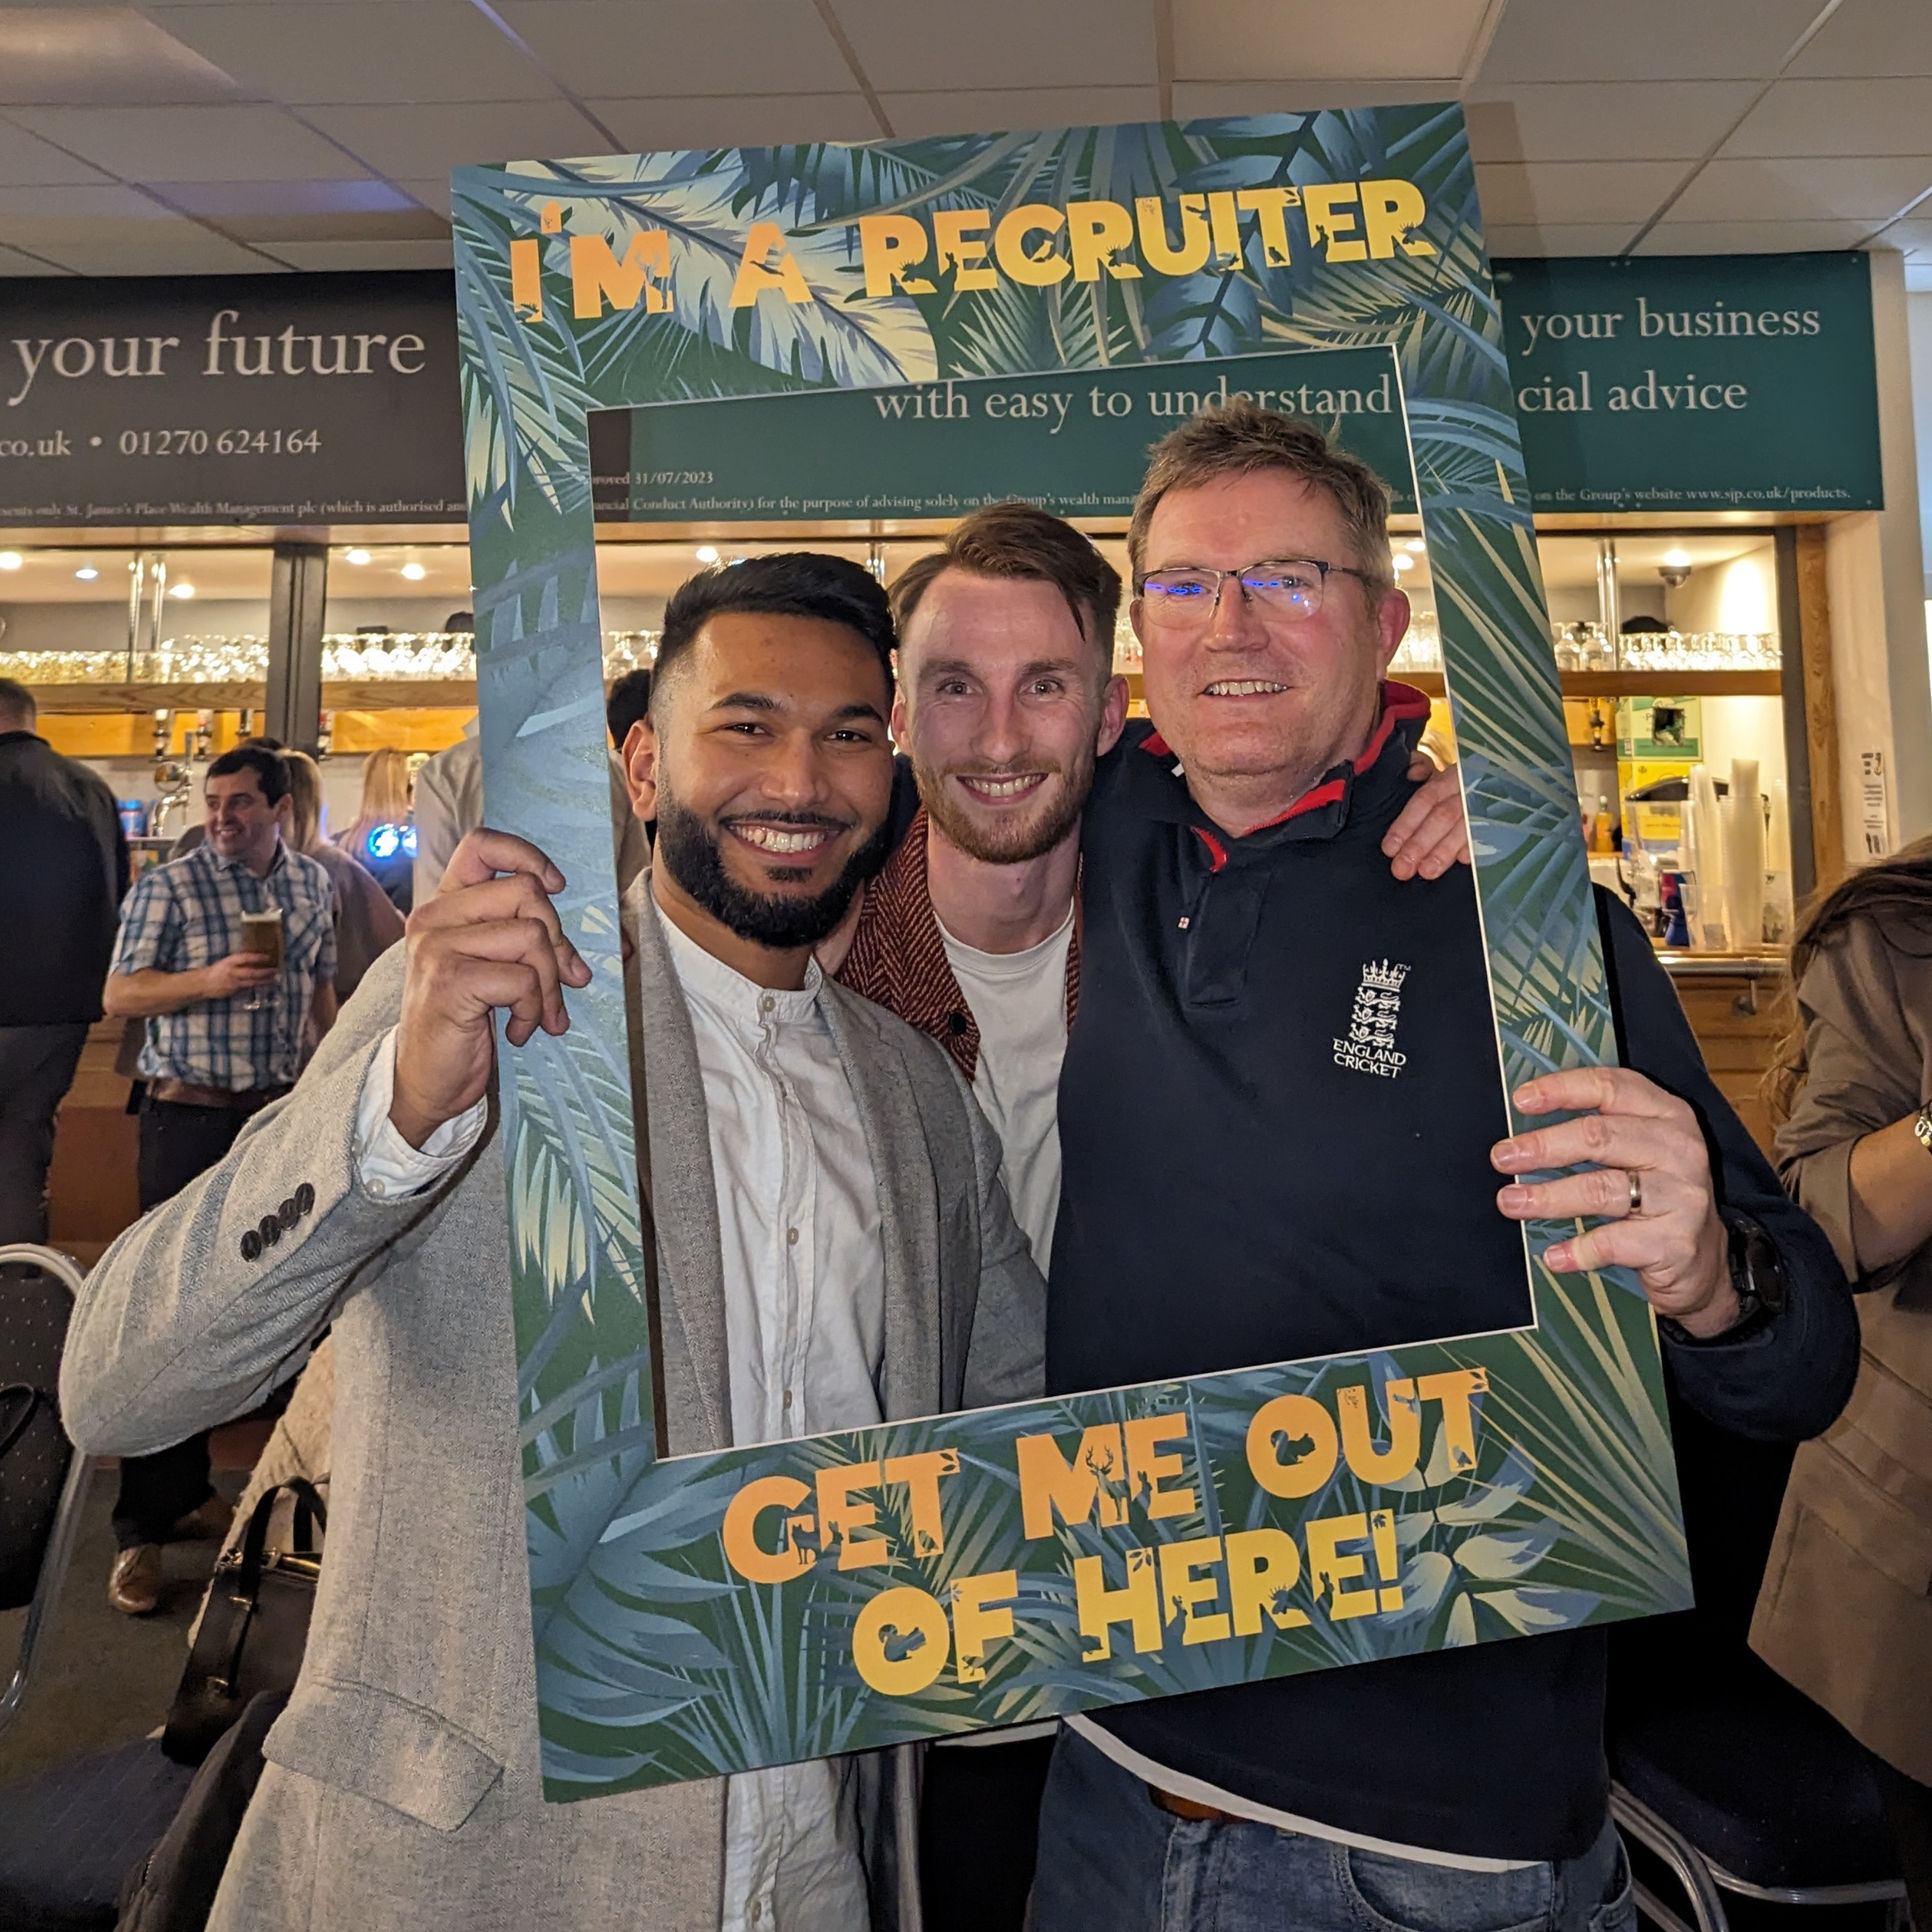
[0,0,1926,282]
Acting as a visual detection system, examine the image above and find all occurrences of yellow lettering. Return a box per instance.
[1418,1368,1488,1475]
[1369,1507,1404,1613]
[1236,187,1295,268]
[932,209,996,291]
[510,237,543,321]
[853,1585,951,1695]
[883,1448,957,1558]
[1336,1379,1421,1485]
[1303,184,1367,264]
[1136,194,1211,277]
[1159,1536,1230,1646]
[1124,1413,1197,1519]
[1225,1527,1311,1633]
[1016,1424,1129,1539]
[816,1461,891,1571]
[1246,1392,1338,1499]
[858,214,935,298]
[994,204,1070,287]
[730,219,813,308]
[1074,1546,1162,1660]
[1360,179,1436,259]
[1306,1512,1377,1619]
[721,1475,816,1585]
[570,230,673,320]
[949,1568,1017,1684]
[1207,189,1242,262]
[1066,199,1142,283]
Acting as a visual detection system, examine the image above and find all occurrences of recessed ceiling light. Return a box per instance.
[0,552,21,571]
[74,566,98,581]
[695,545,719,564]
[1393,554,1414,572]
[344,548,371,565]
[400,562,426,581]
[1662,548,1692,569]
[169,582,195,599]
[1402,538,1426,553]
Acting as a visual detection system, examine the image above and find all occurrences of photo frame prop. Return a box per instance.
[451,105,1690,1802]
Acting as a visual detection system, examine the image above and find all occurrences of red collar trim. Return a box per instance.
[1243,681,1431,833]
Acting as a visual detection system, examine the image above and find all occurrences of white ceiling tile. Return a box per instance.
[1634,218,1877,254]
[1170,79,1455,117]
[586,94,880,152]
[1480,0,1823,82]
[0,183,174,220]
[0,242,69,275]
[830,0,1155,92]
[497,1,853,97]
[0,7,243,106]
[1671,155,1932,224]
[1723,79,1932,158]
[1482,223,1641,256]
[1173,0,1484,82]
[397,176,453,216]
[8,104,369,182]
[0,114,117,184]
[1475,160,1685,228]
[149,177,426,219]
[1789,0,1932,77]
[0,211,277,274]
[264,239,455,270]
[1465,82,1761,164]
[145,3,557,106]
[302,101,609,179]
[880,87,1161,139]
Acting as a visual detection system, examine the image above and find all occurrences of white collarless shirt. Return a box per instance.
[352,900,891,1930]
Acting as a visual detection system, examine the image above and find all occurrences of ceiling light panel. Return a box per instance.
[1480,0,1828,84]
[1173,0,1486,81]
[497,0,858,97]
[833,0,1155,91]
[0,7,243,107]
[145,3,560,106]
[8,104,371,182]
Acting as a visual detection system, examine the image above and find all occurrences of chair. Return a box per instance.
[1609,1650,1910,1932]
[0,1245,96,1738]
[0,1245,196,1929]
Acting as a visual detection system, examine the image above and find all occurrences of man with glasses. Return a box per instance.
[1030,402,1857,1931]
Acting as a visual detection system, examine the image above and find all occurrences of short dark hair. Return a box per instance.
[891,503,1121,667]
[606,667,653,747]
[206,743,289,805]
[651,553,895,710]
[0,677,35,723]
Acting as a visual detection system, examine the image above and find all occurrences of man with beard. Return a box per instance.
[62,553,1043,1932]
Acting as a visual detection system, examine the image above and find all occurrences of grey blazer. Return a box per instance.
[62,879,1045,1932]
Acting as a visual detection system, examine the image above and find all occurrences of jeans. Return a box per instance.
[0,1023,88,1247]
[1030,1727,1635,1932]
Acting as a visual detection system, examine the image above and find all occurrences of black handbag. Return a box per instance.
[162,1480,324,1767]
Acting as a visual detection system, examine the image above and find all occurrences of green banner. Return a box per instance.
[452,109,1688,1803]
[1496,252,1880,513]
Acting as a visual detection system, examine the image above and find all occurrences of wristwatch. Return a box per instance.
[1915,1099,1932,1158]
[1662,1211,1787,1348]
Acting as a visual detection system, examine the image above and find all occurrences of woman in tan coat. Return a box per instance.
[1757,838,1932,1919]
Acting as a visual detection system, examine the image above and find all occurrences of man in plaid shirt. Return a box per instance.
[101,741,337,1613]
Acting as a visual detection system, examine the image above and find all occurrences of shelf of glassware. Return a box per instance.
[0,631,660,713]
[1380,614,1784,696]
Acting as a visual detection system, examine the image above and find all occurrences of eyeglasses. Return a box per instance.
[1135,558,1378,628]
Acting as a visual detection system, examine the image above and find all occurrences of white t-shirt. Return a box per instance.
[936,902,1074,1272]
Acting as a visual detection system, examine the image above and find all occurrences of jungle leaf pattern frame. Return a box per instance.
[450,103,1690,1802]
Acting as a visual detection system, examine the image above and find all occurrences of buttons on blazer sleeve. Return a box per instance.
[295,1182,314,1216]
[258,1213,282,1248]
[240,1228,262,1262]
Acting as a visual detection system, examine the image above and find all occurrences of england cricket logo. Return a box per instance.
[1333,959,1410,1079]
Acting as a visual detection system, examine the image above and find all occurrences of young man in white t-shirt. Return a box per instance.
[826,501,1470,1931]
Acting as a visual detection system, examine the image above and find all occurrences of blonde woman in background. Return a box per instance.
[331,745,416,914]
[282,750,404,1006]
[1757,837,1932,1926]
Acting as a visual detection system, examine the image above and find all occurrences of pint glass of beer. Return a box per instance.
[240,907,284,1012]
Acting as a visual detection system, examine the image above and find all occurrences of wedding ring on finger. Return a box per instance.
[1626,1170,1644,1216]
